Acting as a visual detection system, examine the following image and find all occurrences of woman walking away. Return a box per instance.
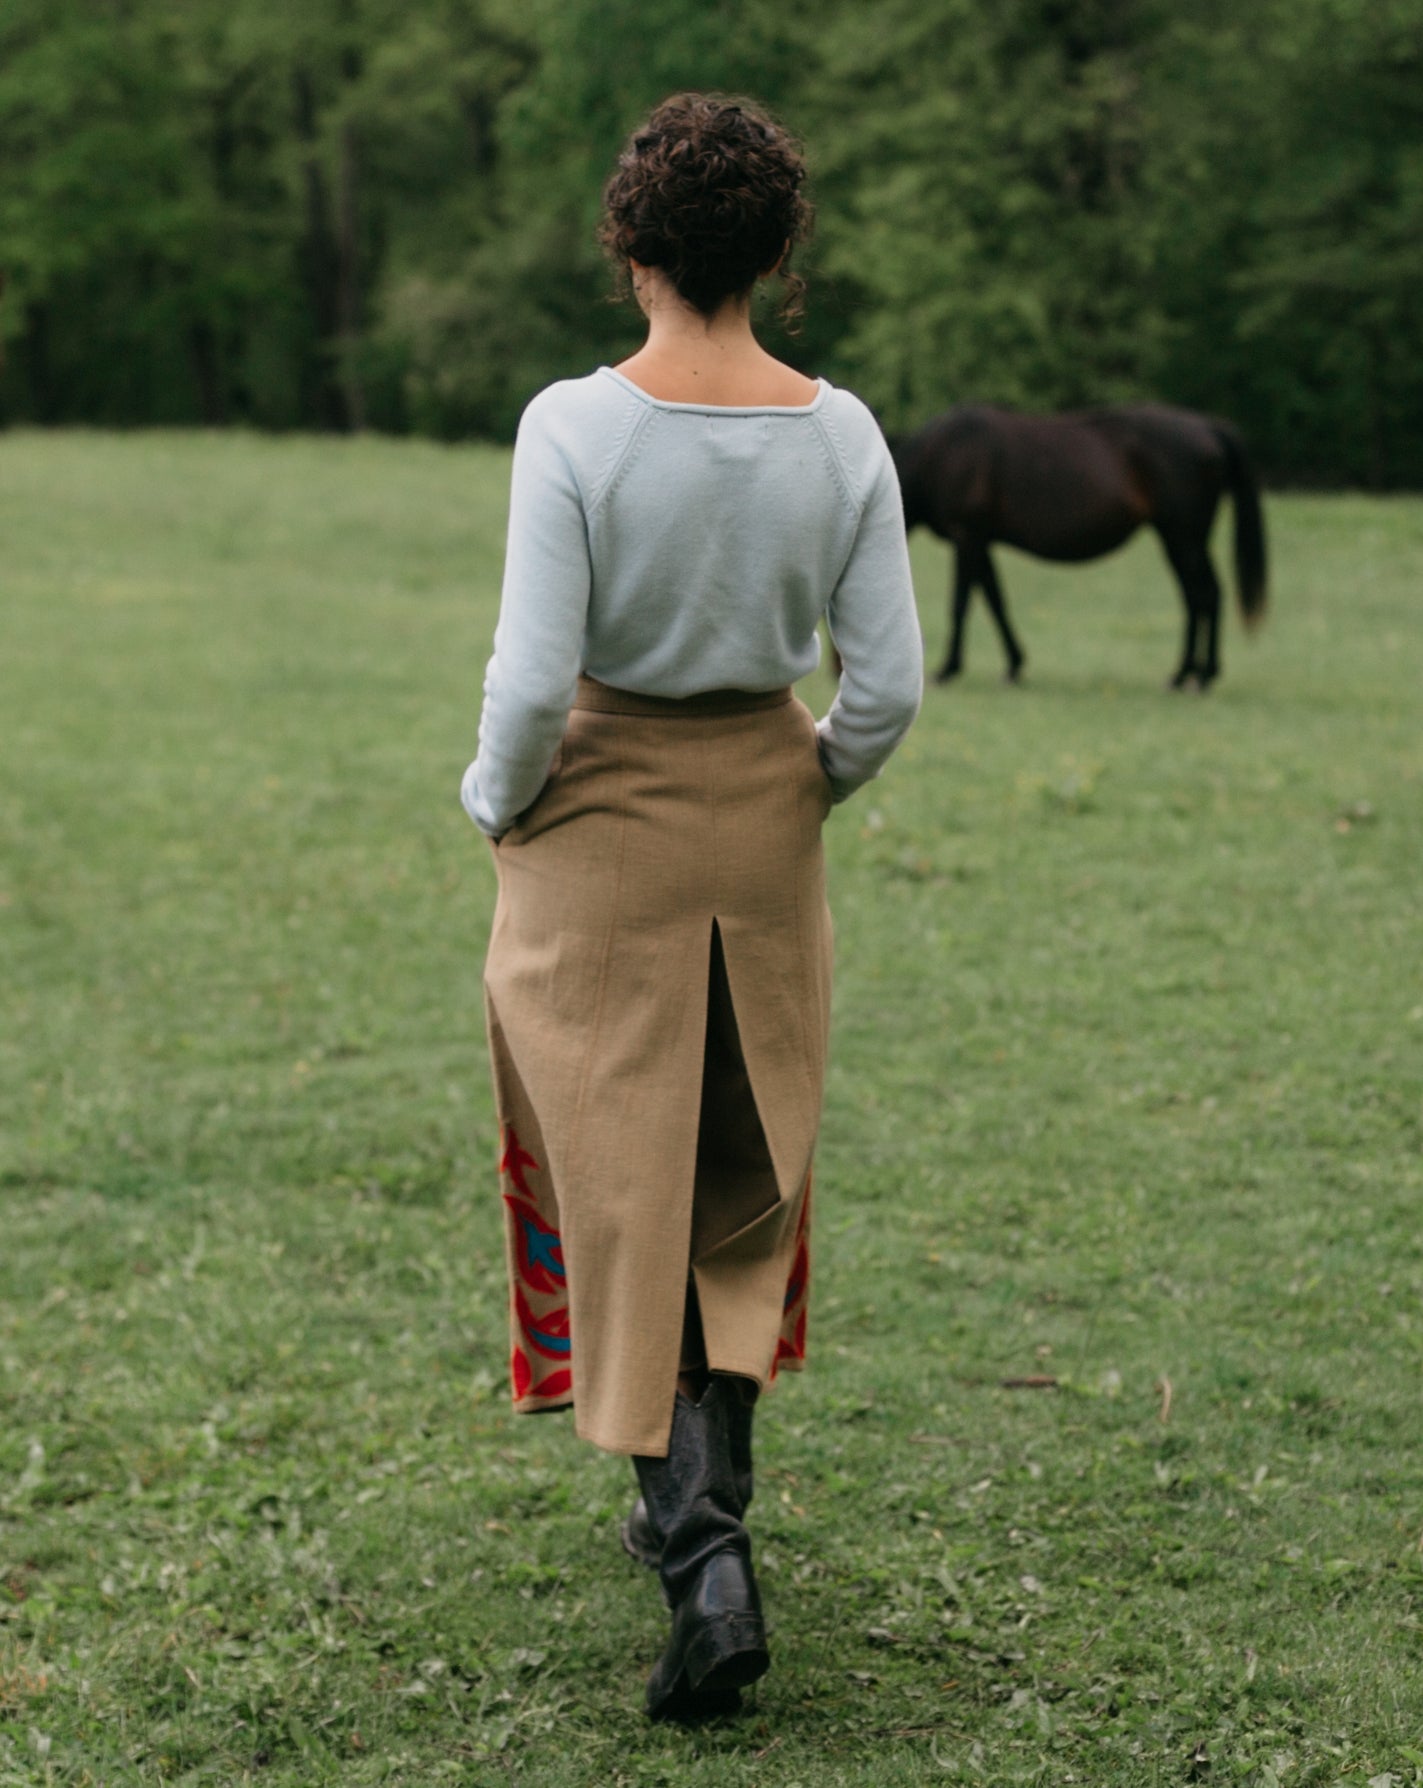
[460,92,923,1721]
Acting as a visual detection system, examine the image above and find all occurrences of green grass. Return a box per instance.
[2,429,1421,1787]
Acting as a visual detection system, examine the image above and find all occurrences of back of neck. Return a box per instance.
[615,314,818,408]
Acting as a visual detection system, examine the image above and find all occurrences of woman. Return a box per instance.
[461,93,923,1720]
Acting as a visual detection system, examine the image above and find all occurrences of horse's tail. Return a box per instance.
[1213,421,1268,629]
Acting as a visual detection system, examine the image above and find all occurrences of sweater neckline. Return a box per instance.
[598,365,829,415]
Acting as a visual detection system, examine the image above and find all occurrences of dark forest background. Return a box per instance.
[2,0,1420,484]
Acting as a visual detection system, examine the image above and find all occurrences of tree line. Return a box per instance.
[2,0,1420,484]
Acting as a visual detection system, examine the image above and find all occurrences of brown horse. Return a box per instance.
[889,404,1268,689]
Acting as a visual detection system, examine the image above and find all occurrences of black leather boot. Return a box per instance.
[622,1382,755,1571]
[620,1492,663,1570]
[632,1379,769,1721]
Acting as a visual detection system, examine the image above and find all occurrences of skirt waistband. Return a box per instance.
[573,674,793,718]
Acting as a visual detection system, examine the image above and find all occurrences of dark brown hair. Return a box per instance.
[599,93,813,326]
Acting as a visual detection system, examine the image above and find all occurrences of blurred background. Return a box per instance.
[2,0,1420,485]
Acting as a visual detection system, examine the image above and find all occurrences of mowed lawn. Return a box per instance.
[2,429,1420,1788]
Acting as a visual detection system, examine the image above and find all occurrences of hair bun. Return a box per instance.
[598,92,813,326]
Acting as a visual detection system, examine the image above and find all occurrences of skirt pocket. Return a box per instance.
[500,739,567,846]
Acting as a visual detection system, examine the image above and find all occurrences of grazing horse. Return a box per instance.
[889,404,1268,689]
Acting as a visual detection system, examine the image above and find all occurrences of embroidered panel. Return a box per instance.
[500,1125,574,1404]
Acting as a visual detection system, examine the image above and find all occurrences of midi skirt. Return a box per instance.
[484,675,834,1456]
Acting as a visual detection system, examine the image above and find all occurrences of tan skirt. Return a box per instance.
[484,675,834,1456]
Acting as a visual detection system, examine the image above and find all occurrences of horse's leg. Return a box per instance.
[1157,526,1198,687]
[1171,592,1199,690]
[1196,551,1223,688]
[937,544,974,682]
[976,546,1026,683]
[1160,532,1216,690]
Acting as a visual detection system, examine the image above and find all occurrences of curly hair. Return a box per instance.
[599,93,813,326]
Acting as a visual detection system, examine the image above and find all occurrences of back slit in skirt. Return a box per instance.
[484,675,834,1456]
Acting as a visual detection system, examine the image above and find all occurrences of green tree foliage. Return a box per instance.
[0,0,527,430]
[0,0,1418,481]
[1236,0,1423,485]
[805,0,1170,427]
[0,0,249,423]
[1143,0,1423,485]
[379,0,813,438]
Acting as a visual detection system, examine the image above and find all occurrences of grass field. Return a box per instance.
[2,429,1421,1787]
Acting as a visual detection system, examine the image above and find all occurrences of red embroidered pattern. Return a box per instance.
[770,1180,811,1382]
[507,1192,566,1296]
[500,1125,573,1405]
[500,1129,539,1197]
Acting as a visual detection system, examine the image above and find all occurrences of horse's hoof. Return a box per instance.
[1004,664,1025,685]
[935,667,961,685]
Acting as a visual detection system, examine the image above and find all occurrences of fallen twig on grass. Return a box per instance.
[1157,1375,1174,1424]
[1000,1374,1058,1390]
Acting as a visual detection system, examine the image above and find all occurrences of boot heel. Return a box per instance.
[685,1613,770,1692]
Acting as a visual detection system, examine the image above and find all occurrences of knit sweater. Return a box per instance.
[461,366,923,837]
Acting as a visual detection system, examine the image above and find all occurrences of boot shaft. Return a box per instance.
[630,1378,770,1720]
[634,1381,756,1605]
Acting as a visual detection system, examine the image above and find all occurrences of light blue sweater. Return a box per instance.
[461,367,923,837]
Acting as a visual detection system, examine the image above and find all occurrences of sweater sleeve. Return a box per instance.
[816,435,923,799]
[460,393,592,837]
